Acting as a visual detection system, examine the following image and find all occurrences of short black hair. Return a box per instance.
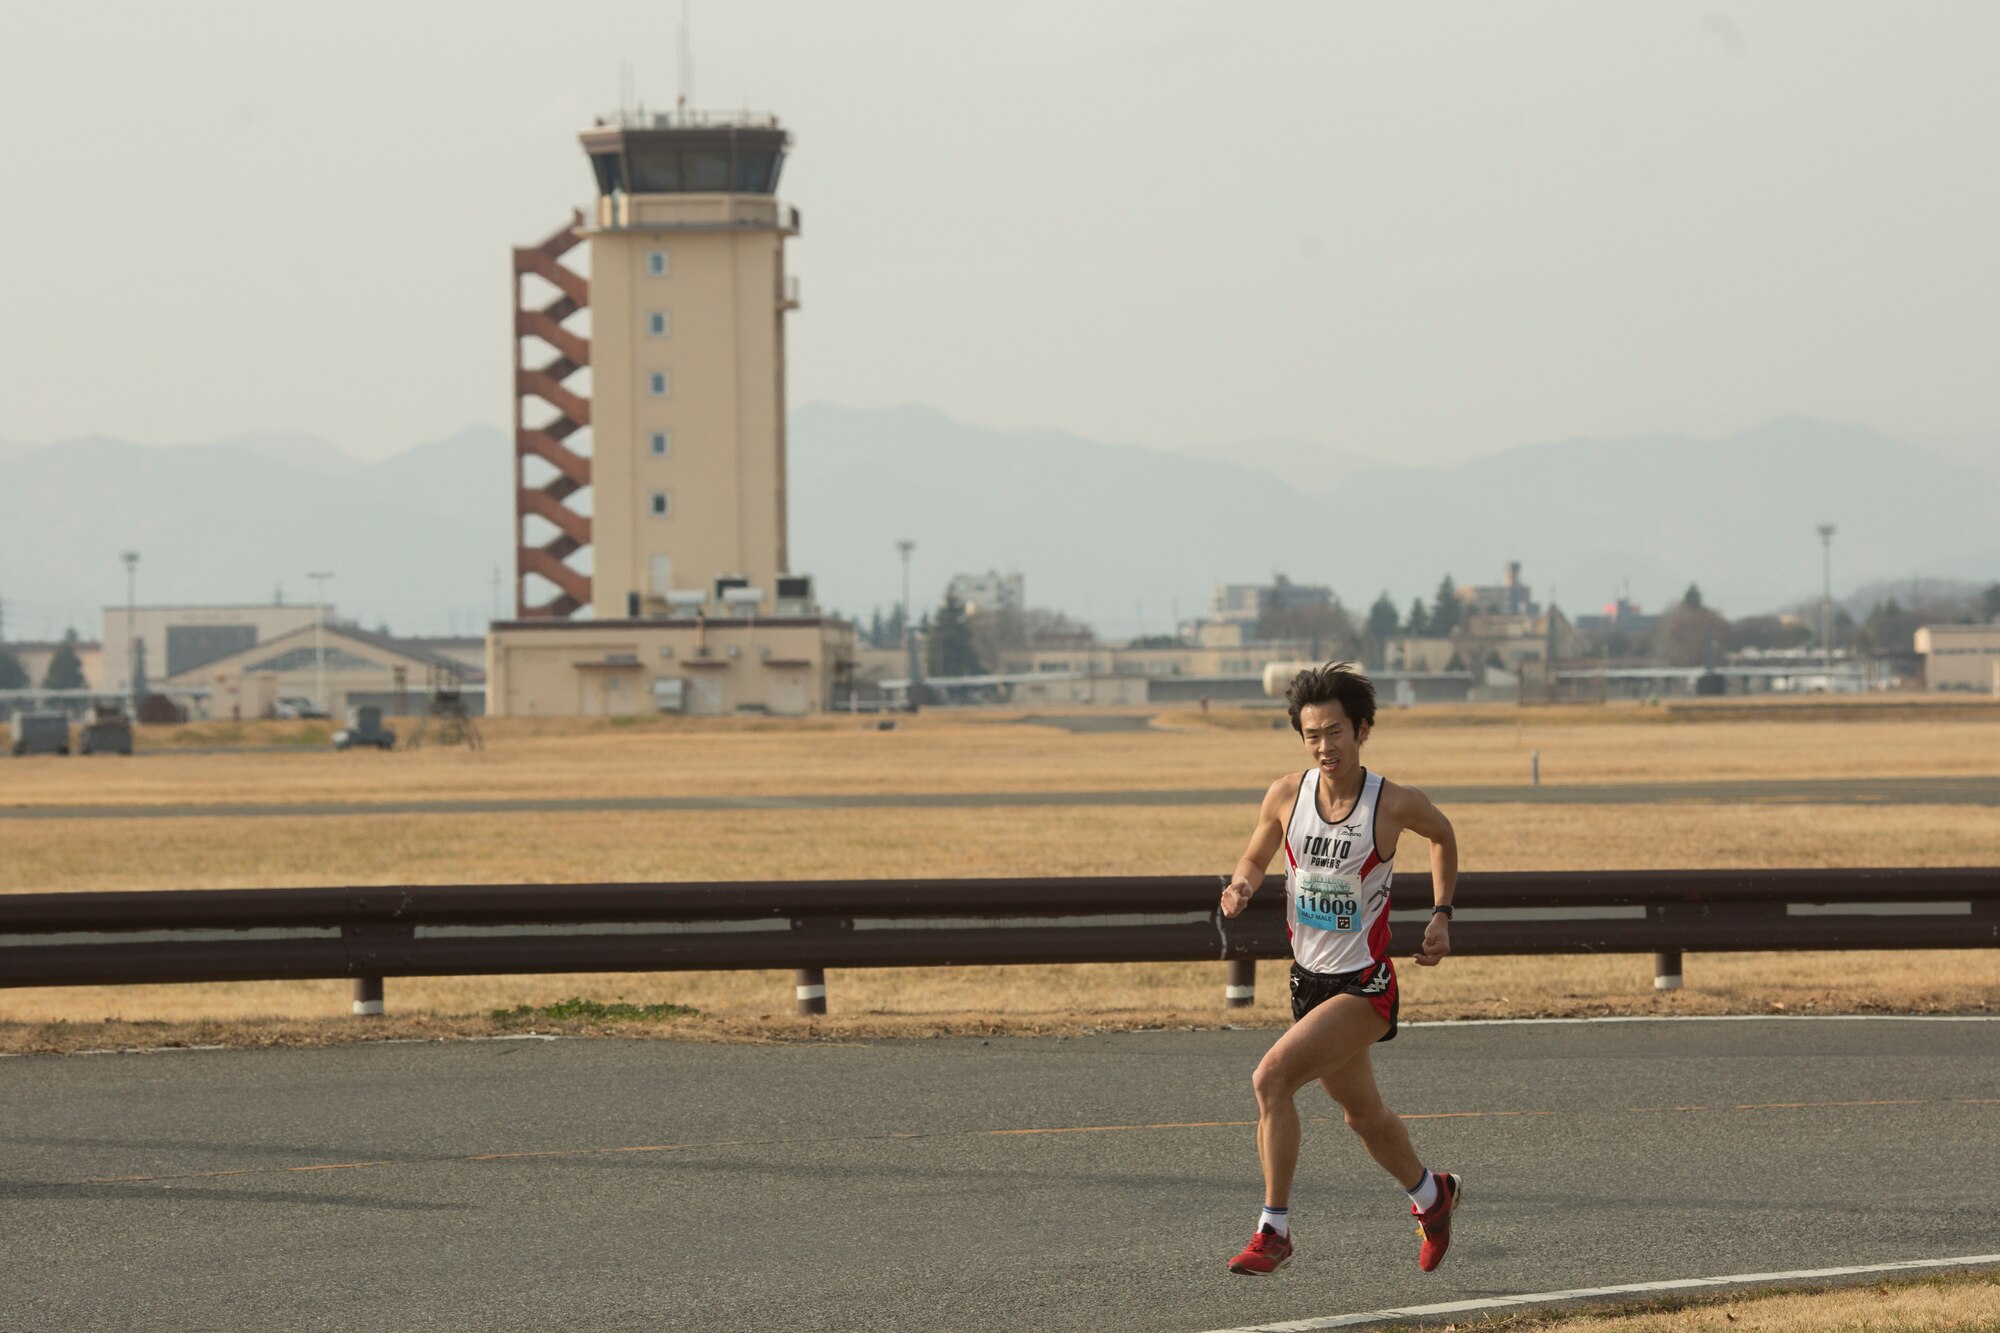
[1286,661,1377,734]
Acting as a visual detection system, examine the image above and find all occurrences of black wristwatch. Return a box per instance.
[1430,904,1454,919]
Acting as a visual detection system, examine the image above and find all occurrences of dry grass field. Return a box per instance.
[2,700,1995,1050]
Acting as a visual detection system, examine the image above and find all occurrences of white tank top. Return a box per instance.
[1283,767,1395,975]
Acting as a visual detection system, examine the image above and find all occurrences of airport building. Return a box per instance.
[1914,623,2000,692]
[488,109,853,716]
[100,603,323,700]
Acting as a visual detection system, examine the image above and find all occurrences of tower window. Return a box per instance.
[650,430,671,457]
[647,249,669,277]
[648,310,671,337]
[649,371,671,397]
[651,491,671,518]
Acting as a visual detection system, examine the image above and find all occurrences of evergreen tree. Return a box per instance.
[42,631,85,690]
[0,647,27,691]
[925,592,983,677]
[1365,592,1400,641]
[1682,584,1704,610]
[1983,583,2000,622]
[1406,598,1431,637]
[1429,576,1461,636]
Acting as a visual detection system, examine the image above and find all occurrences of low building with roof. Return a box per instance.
[1914,624,2000,692]
[164,623,484,719]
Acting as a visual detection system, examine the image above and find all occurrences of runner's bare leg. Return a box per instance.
[1251,993,1391,1207]
[1320,1038,1425,1189]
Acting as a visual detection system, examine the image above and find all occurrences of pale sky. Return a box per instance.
[3,1,1997,466]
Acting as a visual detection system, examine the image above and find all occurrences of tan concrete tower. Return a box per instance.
[579,112,801,621]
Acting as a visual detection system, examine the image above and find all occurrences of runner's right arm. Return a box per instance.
[1219,775,1296,918]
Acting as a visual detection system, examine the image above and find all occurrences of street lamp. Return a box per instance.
[1817,524,1836,676]
[308,570,333,714]
[120,550,139,715]
[896,539,919,698]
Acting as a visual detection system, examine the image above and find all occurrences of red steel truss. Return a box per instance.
[512,211,592,618]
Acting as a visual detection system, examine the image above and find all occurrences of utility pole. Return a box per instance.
[120,551,140,715]
[896,539,918,701]
[1817,524,1836,676]
[308,570,334,714]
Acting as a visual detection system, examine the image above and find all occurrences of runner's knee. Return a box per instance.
[1252,1057,1303,1108]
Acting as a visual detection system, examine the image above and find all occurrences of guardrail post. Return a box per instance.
[1652,950,1683,991]
[352,976,385,1016]
[794,967,827,1016]
[1225,958,1256,1008]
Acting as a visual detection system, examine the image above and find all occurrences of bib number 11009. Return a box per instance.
[1296,872,1362,933]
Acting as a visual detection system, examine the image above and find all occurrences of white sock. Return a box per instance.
[1257,1205,1290,1237]
[1406,1170,1440,1212]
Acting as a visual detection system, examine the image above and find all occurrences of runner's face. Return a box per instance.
[1297,702,1368,782]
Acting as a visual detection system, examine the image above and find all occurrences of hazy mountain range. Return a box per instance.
[2,409,1994,641]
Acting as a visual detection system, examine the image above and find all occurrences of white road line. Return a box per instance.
[1403,1013,2000,1028]
[1197,1251,2000,1332]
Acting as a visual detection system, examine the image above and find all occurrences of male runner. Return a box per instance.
[1218,662,1461,1276]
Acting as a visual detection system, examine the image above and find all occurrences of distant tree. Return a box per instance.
[1983,583,2000,622]
[1682,584,1704,610]
[1444,650,1465,672]
[925,592,983,677]
[42,630,85,690]
[1429,576,1461,636]
[0,647,27,691]
[867,607,886,648]
[1655,605,1731,667]
[1257,600,1359,659]
[968,606,1027,669]
[1406,598,1431,637]
[1023,608,1096,646]
[1365,592,1400,641]
[1484,651,1504,670]
[1867,597,1903,626]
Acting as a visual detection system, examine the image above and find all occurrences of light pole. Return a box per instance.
[1817,524,1836,676]
[120,550,139,715]
[308,570,333,714]
[896,540,918,699]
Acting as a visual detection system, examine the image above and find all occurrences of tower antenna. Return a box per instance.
[678,0,693,116]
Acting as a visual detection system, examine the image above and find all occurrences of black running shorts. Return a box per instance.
[1289,958,1400,1042]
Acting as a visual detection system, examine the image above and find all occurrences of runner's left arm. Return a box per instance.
[1386,784,1457,966]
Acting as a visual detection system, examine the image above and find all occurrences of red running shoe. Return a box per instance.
[1226,1225,1293,1275]
[1412,1172,1463,1272]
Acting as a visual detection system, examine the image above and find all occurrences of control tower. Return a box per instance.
[494,111,848,717]
[579,111,800,621]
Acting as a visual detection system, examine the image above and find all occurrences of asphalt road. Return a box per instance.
[3,1019,1994,1331]
[7,774,2000,820]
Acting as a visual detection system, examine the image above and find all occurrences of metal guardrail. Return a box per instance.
[2,869,1992,1016]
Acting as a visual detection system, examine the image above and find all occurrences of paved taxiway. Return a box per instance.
[3,1018,1994,1331]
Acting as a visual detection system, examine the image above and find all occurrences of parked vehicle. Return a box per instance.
[9,711,70,756]
[333,705,396,751]
[79,706,134,756]
[275,697,330,720]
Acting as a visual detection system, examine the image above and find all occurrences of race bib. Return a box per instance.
[1296,871,1363,933]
